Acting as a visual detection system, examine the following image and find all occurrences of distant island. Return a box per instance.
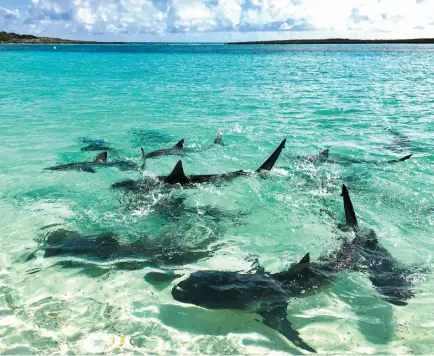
[229,38,434,45]
[3,32,434,45]
[0,31,126,44]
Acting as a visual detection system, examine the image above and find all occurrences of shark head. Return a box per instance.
[172,271,245,309]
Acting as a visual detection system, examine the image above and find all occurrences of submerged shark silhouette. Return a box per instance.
[169,184,419,353]
[312,149,413,165]
[112,139,286,191]
[26,229,216,268]
[81,143,115,152]
[45,152,108,173]
[45,151,144,173]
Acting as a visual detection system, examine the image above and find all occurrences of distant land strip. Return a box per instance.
[229,38,434,45]
[0,31,126,44]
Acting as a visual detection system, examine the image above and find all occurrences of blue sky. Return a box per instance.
[1,0,434,42]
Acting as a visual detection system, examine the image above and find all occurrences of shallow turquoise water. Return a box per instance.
[0,43,433,354]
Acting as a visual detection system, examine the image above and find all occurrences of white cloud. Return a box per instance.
[0,7,21,31]
[1,0,434,39]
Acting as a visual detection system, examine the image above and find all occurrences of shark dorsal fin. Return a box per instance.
[298,253,310,264]
[341,184,358,228]
[165,160,189,184]
[94,152,107,164]
[279,253,310,279]
[214,132,223,145]
[140,148,146,170]
[321,149,329,159]
[257,139,286,172]
[174,139,184,149]
[399,154,413,161]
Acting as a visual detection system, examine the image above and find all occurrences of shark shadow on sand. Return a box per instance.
[80,138,116,152]
[24,202,234,275]
[25,227,222,274]
[165,184,422,353]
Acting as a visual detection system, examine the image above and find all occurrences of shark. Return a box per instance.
[143,132,224,160]
[294,148,412,166]
[45,152,108,173]
[331,184,415,306]
[45,151,144,173]
[145,139,185,158]
[112,139,286,191]
[169,184,419,353]
[315,150,412,165]
[26,228,217,269]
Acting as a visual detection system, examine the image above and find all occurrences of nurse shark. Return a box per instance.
[169,184,418,353]
[144,133,223,159]
[45,151,144,173]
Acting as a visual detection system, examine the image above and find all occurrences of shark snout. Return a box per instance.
[171,284,189,302]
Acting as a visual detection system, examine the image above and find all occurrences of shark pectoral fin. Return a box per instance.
[165,160,189,184]
[367,259,416,306]
[174,139,184,149]
[257,139,286,172]
[140,148,146,170]
[259,305,317,353]
[145,271,183,283]
[93,152,108,164]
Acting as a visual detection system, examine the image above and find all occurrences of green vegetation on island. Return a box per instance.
[0,31,125,44]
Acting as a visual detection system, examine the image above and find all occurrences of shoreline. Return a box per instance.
[228,38,434,45]
[0,41,128,45]
[2,38,434,45]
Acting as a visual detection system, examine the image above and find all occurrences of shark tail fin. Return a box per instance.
[257,139,286,172]
[321,149,329,159]
[214,131,223,145]
[165,160,189,184]
[93,152,108,164]
[174,139,184,149]
[140,148,146,170]
[399,154,413,161]
[341,184,358,228]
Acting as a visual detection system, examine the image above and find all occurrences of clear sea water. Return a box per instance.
[0,43,433,354]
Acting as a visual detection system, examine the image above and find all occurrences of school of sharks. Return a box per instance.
[35,131,421,353]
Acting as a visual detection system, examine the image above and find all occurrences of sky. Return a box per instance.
[1,0,434,42]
